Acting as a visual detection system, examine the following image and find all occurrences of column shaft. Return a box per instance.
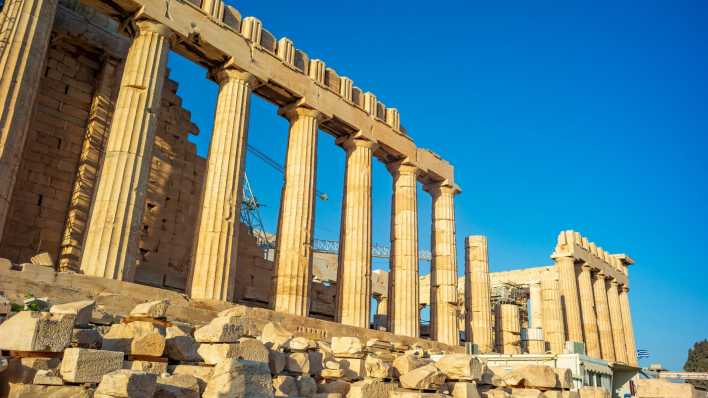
[465,235,494,353]
[555,256,584,343]
[272,107,320,316]
[387,162,419,337]
[429,183,459,346]
[593,273,616,361]
[335,136,374,328]
[80,20,172,280]
[496,303,521,354]
[374,296,388,330]
[607,279,628,364]
[0,0,58,242]
[619,286,638,366]
[541,275,566,354]
[529,281,543,329]
[189,69,255,301]
[578,264,601,358]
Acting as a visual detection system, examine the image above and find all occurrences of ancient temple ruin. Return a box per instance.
[0,0,648,396]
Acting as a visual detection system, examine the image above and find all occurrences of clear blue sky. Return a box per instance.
[167,0,708,371]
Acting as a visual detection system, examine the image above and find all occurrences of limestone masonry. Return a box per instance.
[0,0,668,396]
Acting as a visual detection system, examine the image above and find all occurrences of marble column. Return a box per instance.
[607,279,628,364]
[593,272,616,362]
[374,295,388,330]
[0,0,58,242]
[541,274,566,354]
[80,20,172,280]
[189,68,256,301]
[465,235,494,353]
[619,285,638,366]
[272,106,321,316]
[387,160,419,337]
[428,182,460,346]
[335,135,374,328]
[554,255,584,343]
[577,263,601,358]
[529,280,544,329]
[496,303,521,354]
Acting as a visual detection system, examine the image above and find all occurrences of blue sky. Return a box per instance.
[168,0,708,371]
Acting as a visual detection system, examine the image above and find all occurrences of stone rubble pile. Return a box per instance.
[0,297,588,398]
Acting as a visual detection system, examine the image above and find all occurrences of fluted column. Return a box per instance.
[465,235,494,353]
[554,255,584,343]
[496,303,521,354]
[335,135,374,328]
[374,295,388,330]
[577,263,601,358]
[80,20,172,280]
[541,275,566,354]
[529,280,543,329]
[387,161,419,337]
[428,182,460,346]
[593,272,615,362]
[619,285,638,366]
[607,279,628,364]
[0,0,58,242]
[189,68,256,301]
[272,106,322,316]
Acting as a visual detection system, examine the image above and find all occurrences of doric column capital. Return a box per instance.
[386,158,418,176]
[209,66,259,87]
[609,278,620,287]
[580,262,593,272]
[279,104,326,123]
[135,19,174,39]
[424,180,460,197]
[594,270,608,280]
[336,133,377,152]
[620,285,630,293]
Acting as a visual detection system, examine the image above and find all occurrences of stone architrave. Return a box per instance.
[619,285,638,366]
[0,0,58,242]
[272,106,323,316]
[464,236,493,353]
[592,272,615,362]
[554,255,583,343]
[80,20,173,280]
[335,135,375,328]
[189,68,256,302]
[577,264,601,358]
[541,274,565,354]
[387,160,420,337]
[427,182,460,346]
[606,279,628,364]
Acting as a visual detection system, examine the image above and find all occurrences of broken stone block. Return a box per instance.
[95,369,157,398]
[50,300,95,327]
[165,325,199,362]
[287,352,311,374]
[31,252,55,267]
[477,386,510,398]
[7,383,93,397]
[502,365,557,389]
[285,336,315,351]
[194,316,258,343]
[4,357,61,384]
[273,375,298,397]
[33,369,64,385]
[261,321,294,350]
[234,337,269,363]
[155,373,200,398]
[72,328,103,349]
[393,354,429,377]
[331,336,364,358]
[447,382,481,398]
[0,311,74,352]
[510,388,543,398]
[348,379,397,398]
[203,359,272,398]
[298,375,317,397]
[365,355,392,378]
[130,300,169,319]
[366,339,394,351]
[399,364,446,390]
[197,343,239,365]
[101,321,166,356]
[553,368,573,390]
[125,360,168,375]
[60,348,124,383]
[435,354,482,381]
[577,387,610,398]
[389,389,447,398]
[317,380,350,394]
[217,306,247,318]
[269,350,286,373]
[167,365,213,394]
[319,368,358,381]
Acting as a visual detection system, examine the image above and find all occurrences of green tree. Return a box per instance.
[684,339,708,390]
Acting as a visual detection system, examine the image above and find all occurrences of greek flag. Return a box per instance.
[637,349,650,359]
